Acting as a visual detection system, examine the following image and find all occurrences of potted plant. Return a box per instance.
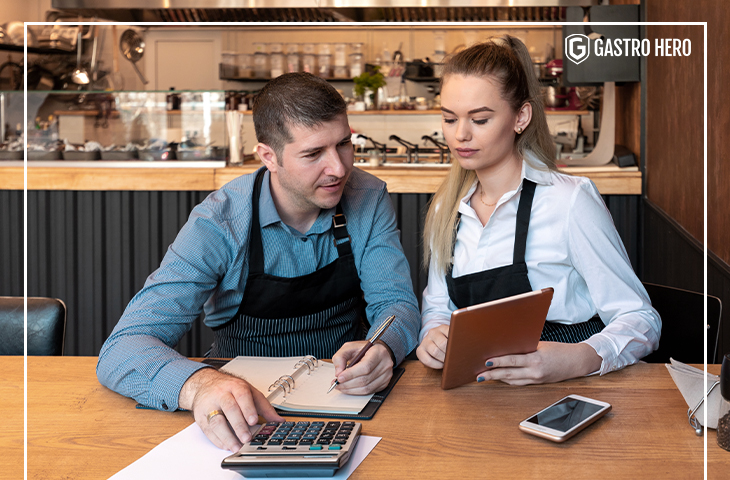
[352,67,386,110]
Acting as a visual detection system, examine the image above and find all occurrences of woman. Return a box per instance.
[417,36,660,385]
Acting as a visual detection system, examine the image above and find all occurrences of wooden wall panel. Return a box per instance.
[646,0,730,266]
[644,20,704,244]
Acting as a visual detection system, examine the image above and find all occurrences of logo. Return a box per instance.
[565,34,591,64]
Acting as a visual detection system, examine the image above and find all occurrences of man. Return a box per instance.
[97,72,420,452]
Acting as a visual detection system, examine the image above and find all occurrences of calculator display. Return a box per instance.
[525,398,604,433]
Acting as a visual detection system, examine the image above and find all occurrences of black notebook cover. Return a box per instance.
[136,358,404,421]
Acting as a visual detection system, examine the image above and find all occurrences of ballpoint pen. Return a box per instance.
[327,315,396,394]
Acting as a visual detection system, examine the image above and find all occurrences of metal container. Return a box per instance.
[543,85,569,108]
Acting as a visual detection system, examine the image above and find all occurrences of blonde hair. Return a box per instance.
[423,35,557,275]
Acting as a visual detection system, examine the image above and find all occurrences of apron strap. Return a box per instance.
[332,203,353,257]
[249,169,353,275]
[248,168,267,275]
[513,180,536,265]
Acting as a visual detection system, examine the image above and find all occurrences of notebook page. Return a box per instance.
[220,357,373,414]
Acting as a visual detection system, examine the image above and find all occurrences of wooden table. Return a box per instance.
[19,357,728,479]
[1,357,23,480]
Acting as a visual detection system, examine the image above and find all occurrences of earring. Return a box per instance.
[516,127,523,134]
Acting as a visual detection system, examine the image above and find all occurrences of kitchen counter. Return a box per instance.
[1,163,641,195]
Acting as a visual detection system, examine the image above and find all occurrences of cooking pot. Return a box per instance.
[543,85,569,108]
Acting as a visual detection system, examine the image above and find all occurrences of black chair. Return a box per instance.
[0,297,67,355]
[642,283,722,364]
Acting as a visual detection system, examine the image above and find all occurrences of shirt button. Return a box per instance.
[161,402,169,410]
[301,237,308,242]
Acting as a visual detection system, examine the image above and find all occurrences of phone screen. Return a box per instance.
[525,397,604,433]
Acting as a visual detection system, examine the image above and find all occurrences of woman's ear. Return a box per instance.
[515,102,533,134]
[256,143,279,172]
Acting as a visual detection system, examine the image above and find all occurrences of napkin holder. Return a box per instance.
[666,358,721,434]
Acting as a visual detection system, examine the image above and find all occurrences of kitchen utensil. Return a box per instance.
[89,25,100,85]
[544,85,569,108]
[71,32,90,85]
[119,29,148,85]
[104,25,124,91]
[4,22,27,46]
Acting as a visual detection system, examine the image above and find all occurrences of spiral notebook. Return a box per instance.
[219,355,372,415]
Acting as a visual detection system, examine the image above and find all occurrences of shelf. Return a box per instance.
[0,44,75,55]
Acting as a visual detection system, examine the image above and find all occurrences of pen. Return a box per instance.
[327,315,396,394]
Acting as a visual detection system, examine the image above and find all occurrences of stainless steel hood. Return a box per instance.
[51,0,598,23]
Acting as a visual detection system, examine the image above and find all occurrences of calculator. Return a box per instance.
[221,421,362,478]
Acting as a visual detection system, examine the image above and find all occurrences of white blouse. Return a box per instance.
[420,157,661,375]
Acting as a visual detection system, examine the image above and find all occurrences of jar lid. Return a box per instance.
[722,353,730,400]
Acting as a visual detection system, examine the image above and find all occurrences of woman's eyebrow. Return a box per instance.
[441,106,495,114]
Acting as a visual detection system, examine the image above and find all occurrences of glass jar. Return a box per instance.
[270,52,284,78]
[236,54,252,78]
[718,353,730,452]
[334,43,347,67]
[317,54,331,78]
[221,51,237,78]
[252,43,269,79]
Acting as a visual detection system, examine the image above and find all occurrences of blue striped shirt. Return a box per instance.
[96,167,421,411]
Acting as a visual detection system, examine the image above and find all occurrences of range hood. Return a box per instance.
[51,0,598,23]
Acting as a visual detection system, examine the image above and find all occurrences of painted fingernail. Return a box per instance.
[485,361,493,367]
[477,376,485,383]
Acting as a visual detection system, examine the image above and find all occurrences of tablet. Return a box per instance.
[441,287,554,390]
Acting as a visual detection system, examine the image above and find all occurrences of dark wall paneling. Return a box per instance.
[642,200,730,363]
[602,194,639,272]
[26,190,212,357]
[0,190,24,297]
[390,193,431,306]
[20,190,638,358]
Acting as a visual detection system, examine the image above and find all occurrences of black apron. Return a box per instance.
[208,169,365,358]
[445,180,604,343]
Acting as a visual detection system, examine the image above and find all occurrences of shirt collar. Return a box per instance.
[458,151,553,216]
[258,169,336,235]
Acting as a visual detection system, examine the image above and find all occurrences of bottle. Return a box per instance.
[718,353,730,452]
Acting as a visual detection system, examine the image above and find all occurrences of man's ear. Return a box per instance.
[256,143,279,173]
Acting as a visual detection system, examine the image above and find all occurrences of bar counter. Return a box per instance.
[1,163,641,195]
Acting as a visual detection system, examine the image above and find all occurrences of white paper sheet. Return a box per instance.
[109,423,380,480]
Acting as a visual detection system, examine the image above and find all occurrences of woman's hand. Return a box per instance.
[416,324,450,369]
[475,342,603,385]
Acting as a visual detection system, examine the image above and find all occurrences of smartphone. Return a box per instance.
[519,394,611,442]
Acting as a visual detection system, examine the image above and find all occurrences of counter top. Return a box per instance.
[1,163,641,195]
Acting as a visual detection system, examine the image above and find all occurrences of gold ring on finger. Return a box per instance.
[206,409,224,422]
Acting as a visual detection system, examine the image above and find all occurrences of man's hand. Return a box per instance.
[416,324,449,369]
[179,368,285,452]
[331,341,394,395]
[475,342,603,385]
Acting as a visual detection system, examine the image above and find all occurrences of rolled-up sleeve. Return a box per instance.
[96,204,233,410]
[357,187,421,365]
[568,181,661,374]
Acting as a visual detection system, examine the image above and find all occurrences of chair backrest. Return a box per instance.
[642,283,723,364]
[0,297,67,355]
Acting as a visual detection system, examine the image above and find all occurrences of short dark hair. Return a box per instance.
[252,72,347,161]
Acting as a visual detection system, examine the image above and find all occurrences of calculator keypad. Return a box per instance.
[246,421,358,452]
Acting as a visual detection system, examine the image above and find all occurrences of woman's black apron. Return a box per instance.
[208,169,365,358]
[445,180,604,343]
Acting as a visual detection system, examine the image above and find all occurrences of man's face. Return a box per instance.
[272,114,354,215]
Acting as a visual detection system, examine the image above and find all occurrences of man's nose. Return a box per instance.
[324,148,347,178]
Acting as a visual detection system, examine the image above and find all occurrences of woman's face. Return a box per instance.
[440,74,522,173]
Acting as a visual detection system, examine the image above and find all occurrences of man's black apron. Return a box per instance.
[445,180,604,343]
[208,169,365,358]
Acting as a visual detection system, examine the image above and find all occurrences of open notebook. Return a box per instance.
[220,356,373,415]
